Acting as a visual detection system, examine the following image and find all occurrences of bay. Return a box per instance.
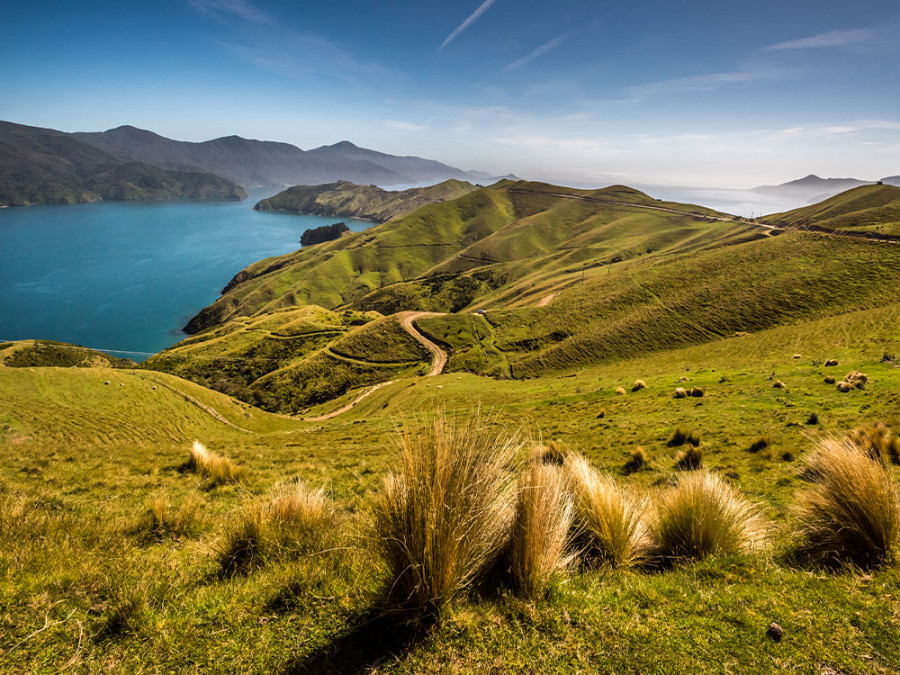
[0,195,371,361]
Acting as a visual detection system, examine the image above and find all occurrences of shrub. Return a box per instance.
[668,427,700,448]
[508,462,577,597]
[373,413,519,612]
[624,447,648,475]
[132,494,202,543]
[806,412,819,426]
[747,436,770,454]
[674,387,688,399]
[782,451,795,462]
[185,441,244,488]
[850,422,900,466]
[218,480,341,576]
[567,454,651,568]
[651,470,766,561]
[674,445,703,471]
[797,437,899,567]
[632,380,647,392]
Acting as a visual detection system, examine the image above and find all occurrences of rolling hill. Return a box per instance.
[0,121,246,206]
[143,180,900,412]
[765,184,900,237]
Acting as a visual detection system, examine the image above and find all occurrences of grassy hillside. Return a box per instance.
[0,340,135,368]
[766,184,900,236]
[146,307,430,411]
[254,179,478,223]
[3,304,900,672]
[185,181,757,332]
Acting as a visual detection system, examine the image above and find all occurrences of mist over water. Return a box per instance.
[0,196,371,361]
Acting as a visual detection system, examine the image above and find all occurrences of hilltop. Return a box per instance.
[753,174,900,204]
[254,179,479,223]
[0,121,246,206]
[766,183,900,237]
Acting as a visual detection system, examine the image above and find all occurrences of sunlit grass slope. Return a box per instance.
[3,303,900,672]
[185,181,755,331]
[766,183,900,236]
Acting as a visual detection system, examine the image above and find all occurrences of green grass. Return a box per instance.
[3,299,900,670]
[766,184,900,236]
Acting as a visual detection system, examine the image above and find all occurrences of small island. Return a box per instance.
[301,221,350,246]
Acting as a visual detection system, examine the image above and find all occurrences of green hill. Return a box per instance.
[254,179,479,223]
[185,180,758,333]
[766,184,900,237]
[0,340,135,368]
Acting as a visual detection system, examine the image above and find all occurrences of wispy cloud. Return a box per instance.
[625,67,784,101]
[386,120,428,131]
[440,0,497,51]
[765,28,873,51]
[503,31,574,71]
[188,0,271,24]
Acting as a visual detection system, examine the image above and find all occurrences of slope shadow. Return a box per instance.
[282,608,435,674]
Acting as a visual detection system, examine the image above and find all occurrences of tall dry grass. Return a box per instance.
[566,454,651,568]
[797,437,899,567]
[373,412,520,613]
[219,479,341,576]
[651,470,766,562]
[186,441,244,488]
[132,494,203,543]
[508,461,577,596]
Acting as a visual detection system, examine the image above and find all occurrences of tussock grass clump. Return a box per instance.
[101,585,147,639]
[674,387,688,399]
[747,436,770,454]
[825,359,839,367]
[632,379,646,392]
[806,412,820,425]
[132,494,203,543]
[185,441,244,488]
[690,387,705,398]
[824,375,836,385]
[218,480,341,576]
[509,461,577,597]
[837,371,867,392]
[850,423,900,465]
[567,454,651,568]
[674,445,703,471]
[773,380,787,390]
[373,413,519,613]
[538,440,567,466]
[651,471,766,562]
[797,437,899,567]
[623,447,648,475]
[615,386,627,395]
[667,427,700,448]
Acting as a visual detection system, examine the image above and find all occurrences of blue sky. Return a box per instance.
[1,0,898,187]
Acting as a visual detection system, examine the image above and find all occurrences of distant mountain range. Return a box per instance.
[72,125,509,189]
[753,174,900,204]
[0,121,246,206]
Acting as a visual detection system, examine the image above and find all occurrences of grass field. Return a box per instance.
[3,300,900,672]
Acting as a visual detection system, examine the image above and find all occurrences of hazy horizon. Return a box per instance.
[2,0,898,189]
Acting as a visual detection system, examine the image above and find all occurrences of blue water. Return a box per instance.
[0,195,371,361]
